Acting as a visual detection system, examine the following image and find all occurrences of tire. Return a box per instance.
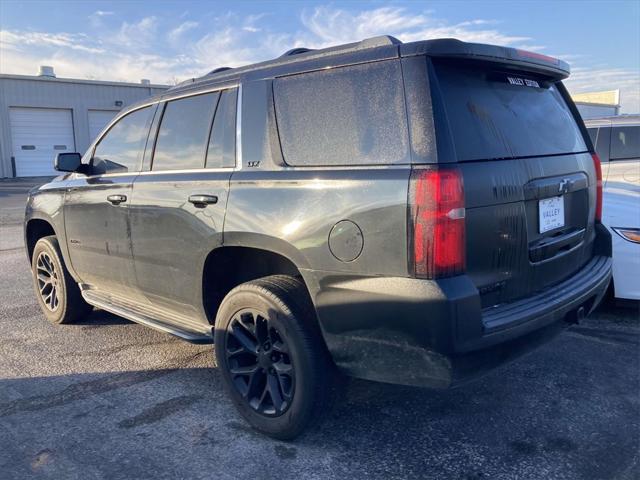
[214,275,332,440]
[31,235,92,324]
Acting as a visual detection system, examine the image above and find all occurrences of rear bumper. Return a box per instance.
[305,254,611,389]
[464,255,611,352]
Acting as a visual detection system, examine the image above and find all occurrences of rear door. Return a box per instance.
[431,60,596,308]
[129,88,237,328]
[607,123,640,189]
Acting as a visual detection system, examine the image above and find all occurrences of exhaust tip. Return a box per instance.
[566,305,586,324]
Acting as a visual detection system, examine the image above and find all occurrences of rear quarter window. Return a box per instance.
[434,62,587,161]
[273,60,410,166]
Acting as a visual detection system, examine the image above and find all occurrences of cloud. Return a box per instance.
[300,6,530,47]
[0,30,105,54]
[88,10,114,27]
[0,5,638,111]
[242,13,267,33]
[168,21,199,43]
[115,16,158,48]
[565,66,640,113]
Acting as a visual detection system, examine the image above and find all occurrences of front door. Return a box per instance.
[129,89,238,328]
[64,105,156,300]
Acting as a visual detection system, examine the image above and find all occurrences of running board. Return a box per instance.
[82,290,213,344]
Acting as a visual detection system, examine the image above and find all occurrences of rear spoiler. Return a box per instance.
[401,38,570,80]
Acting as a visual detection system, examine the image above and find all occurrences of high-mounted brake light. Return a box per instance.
[409,167,465,279]
[515,49,560,65]
[592,153,603,222]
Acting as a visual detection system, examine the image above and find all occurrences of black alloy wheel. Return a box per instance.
[35,251,61,312]
[214,275,333,439]
[225,308,295,416]
[31,235,92,324]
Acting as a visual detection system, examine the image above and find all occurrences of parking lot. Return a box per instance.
[1,179,638,480]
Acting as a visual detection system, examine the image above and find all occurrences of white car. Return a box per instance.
[586,115,640,300]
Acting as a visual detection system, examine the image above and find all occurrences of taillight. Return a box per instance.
[408,166,465,279]
[592,153,603,222]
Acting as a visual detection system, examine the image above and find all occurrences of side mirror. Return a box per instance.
[54,152,82,172]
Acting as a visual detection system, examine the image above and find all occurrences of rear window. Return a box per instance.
[273,60,410,166]
[610,126,640,160]
[434,62,587,161]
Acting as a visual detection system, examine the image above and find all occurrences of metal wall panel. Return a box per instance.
[88,109,118,143]
[0,76,167,177]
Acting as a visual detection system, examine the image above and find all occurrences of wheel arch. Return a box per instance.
[201,233,319,333]
[25,217,58,262]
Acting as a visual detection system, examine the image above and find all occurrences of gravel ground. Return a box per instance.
[1,181,638,479]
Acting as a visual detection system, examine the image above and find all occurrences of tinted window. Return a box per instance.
[206,88,237,168]
[153,93,217,171]
[92,106,154,174]
[435,62,587,161]
[595,127,611,162]
[610,126,640,160]
[274,60,410,166]
[587,128,598,145]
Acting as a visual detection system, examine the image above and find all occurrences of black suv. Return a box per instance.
[25,36,612,439]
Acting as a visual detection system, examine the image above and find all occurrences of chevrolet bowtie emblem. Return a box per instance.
[558,179,570,194]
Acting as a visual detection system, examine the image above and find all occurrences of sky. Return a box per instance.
[1,0,639,112]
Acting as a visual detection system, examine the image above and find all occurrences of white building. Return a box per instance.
[0,66,167,178]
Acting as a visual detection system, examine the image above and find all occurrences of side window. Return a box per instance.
[595,127,611,162]
[610,126,640,160]
[152,93,218,171]
[92,106,154,174]
[206,88,237,168]
[273,60,410,166]
[587,128,598,146]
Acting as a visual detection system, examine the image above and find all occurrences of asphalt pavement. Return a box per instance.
[1,179,638,479]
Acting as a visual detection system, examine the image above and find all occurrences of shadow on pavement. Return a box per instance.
[0,315,638,480]
[71,309,133,327]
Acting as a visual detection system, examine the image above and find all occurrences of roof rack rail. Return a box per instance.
[168,78,195,90]
[208,67,233,75]
[280,47,315,58]
[359,35,402,48]
[167,35,404,93]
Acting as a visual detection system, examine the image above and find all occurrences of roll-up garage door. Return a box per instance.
[9,107,75,177]
[88,110,117,142]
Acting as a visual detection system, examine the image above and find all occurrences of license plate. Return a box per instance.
[539,196,565,233]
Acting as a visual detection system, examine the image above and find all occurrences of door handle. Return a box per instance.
[188,194,218,208]
[107,194,127,205]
